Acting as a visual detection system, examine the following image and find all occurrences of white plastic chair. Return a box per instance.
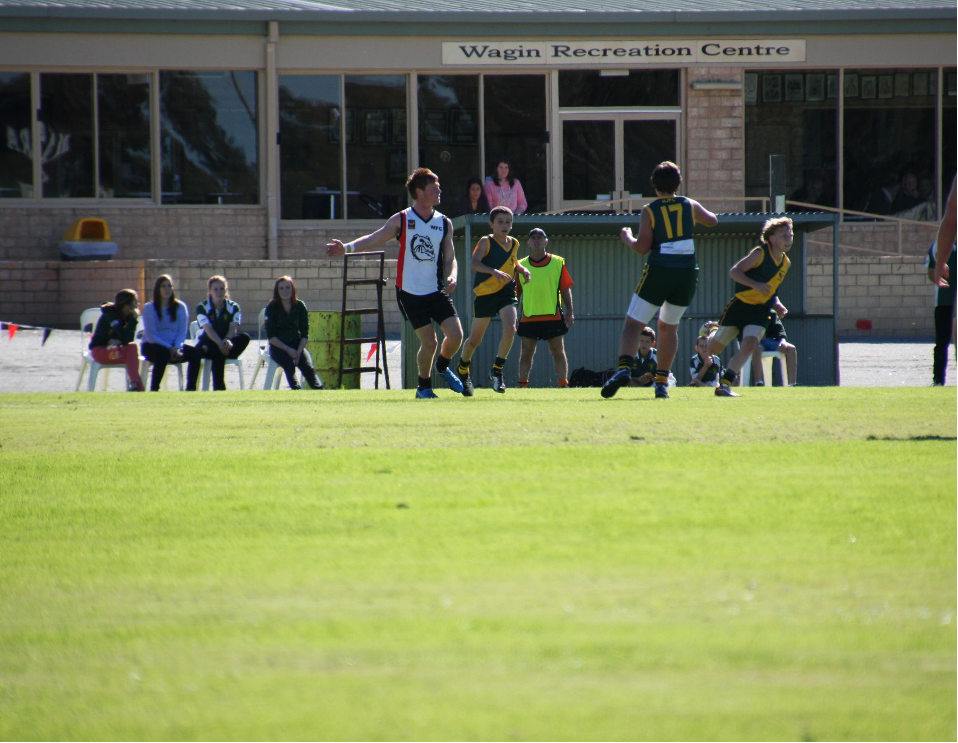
[249,307,317,390]
[137,315,185,391]
[189,320,246,391]
[741,350,786,387]
[76,307,132,391]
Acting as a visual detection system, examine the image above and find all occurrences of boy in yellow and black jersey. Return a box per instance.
[457,206,532,395]
[707,216,794,397]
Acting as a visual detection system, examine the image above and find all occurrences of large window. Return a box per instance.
[279,75,342,220]
[40,74,95,198]
[559,69,679,108]
[160,70,259,205]
[942,68,956,211]
[843,68,936,219]
[418,75,480,218]
[484,75,547,213]
[0,72,31,198]
[97,74,151,198]
[744,70,838,211]
[345,75,407,219]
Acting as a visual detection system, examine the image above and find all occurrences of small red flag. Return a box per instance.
[365,344,377,362]
[7,323,18,340]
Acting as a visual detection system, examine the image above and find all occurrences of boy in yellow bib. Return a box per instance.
[458,206,532,395]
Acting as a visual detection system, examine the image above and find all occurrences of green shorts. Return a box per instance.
[718,296,771,333]
[635,264,699,308]
[473,283,518,318]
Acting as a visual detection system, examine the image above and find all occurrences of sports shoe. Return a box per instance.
[415,387,438,399]
[755,380,765,387]
[491,373,506,394]
[461,373,474,397]
[600,367,631,399]
[715,383,740,397]
[127,380,145,392]
[440,366,464,393]
[654,382,670,399]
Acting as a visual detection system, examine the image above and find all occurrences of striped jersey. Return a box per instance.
[396,207,449,296]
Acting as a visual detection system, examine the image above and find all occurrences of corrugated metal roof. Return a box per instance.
[0,0,952,14]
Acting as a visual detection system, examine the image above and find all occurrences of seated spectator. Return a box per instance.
[889,172,921,215]
[88,288,144,392]
[629,327,657,387]
[265,275,323,390]
[749,309,798,386]
[456,178,491,217]
[485,159,528,215]
[790,177,832,210]
[688,335,723,387]
[141,274,189,391]
[185,275,250,391]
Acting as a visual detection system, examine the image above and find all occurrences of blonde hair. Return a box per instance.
[208,275,230,299]
[761,216,793,245]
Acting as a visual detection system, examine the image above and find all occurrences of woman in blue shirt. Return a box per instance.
[141,274,189,391]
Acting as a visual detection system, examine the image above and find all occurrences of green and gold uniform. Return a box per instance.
[473,234,519,318]
[719,244,791,331]
[88,305,137,349]
[635,195,700,307]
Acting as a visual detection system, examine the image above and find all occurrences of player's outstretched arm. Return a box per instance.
[691,200,719,227]
[325,212,403,257]
[933,175,955,287]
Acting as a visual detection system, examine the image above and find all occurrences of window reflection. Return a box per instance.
[418,75,480,217]
[40,73,95,198]
[160,71,259,205]
[744,69,838,212]
[345,75,407,219]
[97,74,151,199]
[0,72,31,198]
[843,69,936,219]
[559,70,679,108]
[279,75,342,219]
[484,75,546,213]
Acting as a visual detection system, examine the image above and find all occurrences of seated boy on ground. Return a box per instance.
[688,335,723,387]
[630,327,657,387]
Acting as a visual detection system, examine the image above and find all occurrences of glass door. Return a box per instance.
[560,113,678,211]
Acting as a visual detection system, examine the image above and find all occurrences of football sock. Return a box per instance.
[654,370,670,386]
[617,355,633,371]
[417,376,431,391]
[518,378,529,387]
[435,355,451,374]
[558,378,569,388]
[492,356,506,376]
[720,369,737,386]
[457,358,471,377]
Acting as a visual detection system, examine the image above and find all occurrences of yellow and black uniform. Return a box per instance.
[473,234,519,318]
[635,195,700,308]
[719,244,791,331]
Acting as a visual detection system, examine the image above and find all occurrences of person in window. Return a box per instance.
[265,275,323,390]
[456,178,491,217]
[889,172,921,215]
[484,159,528,215]
[88,288,144,392]
[185,275,250,391]
[141,274,189,391]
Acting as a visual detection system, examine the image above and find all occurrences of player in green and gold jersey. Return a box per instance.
[708,216,794,397]
[457,206,532,395]
[602,161,718,400]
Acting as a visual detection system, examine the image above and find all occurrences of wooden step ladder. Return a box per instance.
[338,251,390,389]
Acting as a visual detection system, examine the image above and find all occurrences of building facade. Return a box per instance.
[0,0,955,263]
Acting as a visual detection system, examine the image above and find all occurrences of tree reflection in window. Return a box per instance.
[160,71,258,205]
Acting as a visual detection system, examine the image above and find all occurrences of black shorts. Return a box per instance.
[473,283,518,319]
[396,289,458,330]
[635,264,699,308]
[517,319,568,341]
[719,297,771,332]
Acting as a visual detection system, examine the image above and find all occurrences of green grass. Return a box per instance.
[1,388,955,741]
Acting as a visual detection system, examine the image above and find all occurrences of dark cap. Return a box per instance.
[528,228,547,238]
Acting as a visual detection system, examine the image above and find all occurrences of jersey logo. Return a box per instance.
[407,220,416,229]
[410,234,436,263]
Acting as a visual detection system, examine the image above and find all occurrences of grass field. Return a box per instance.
[1,387,955,741]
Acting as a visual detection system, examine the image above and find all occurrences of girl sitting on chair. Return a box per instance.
[265,275,323,390]
[185,275,250,391]
[141,274,189,391]
[88,289,144,391]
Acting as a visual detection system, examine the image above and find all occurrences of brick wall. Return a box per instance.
[685,67,745,212]
[807,254,935,337]
[0,258,402,336]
